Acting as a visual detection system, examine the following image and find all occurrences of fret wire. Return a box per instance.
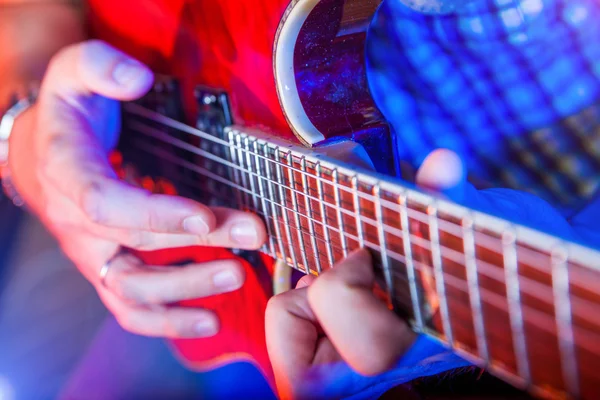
[316,162,335,269]
[333,169,349,258]
[428,204,454,346]
[400,194,423,332]
[374,184,394,307]
[262,142,288,263]
[252,139,277,256]
[234,134,251,211]
[463,216,489,363]
[352,175,365,248]
[502,230,532,386]
[551,248,579,396]
[131,137,571,286]
[275,148,299,269]
[127,120,531,260]
[401,260,565,335]
[242,136,261,219]
[227,131,245,211]
[286,151,309,274]
[302,156,322,274]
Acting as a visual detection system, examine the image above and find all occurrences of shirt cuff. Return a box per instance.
[298,334,471,400]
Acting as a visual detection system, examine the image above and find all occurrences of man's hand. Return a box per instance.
[266,249,417,400]
[8,40,267,338]
[266,149,600,400]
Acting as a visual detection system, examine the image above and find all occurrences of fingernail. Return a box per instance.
[183,216,210,235]
[113,59,148,86]
[230,222,257,246]
[213,269,241,291]
[194,318,218,337]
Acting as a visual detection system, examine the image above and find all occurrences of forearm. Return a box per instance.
[0,1,86,108]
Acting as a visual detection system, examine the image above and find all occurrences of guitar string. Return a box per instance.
[125,106,499,227]
[124,123,508,252]
[124,121,582,275]
[123,103,579,263]
[124,108,596,276]
[125,136,600,312]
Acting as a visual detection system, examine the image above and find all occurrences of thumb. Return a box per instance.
[415,149,472,203]
[42,40,154,101]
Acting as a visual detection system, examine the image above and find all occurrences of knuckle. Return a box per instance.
[123,230,153,250]
[78,40,111,67]
[266,292,291,317]
[46,42,83,78]
[306,273,346,310]
[112,273,142,304]
[80,181,106,224]
[163,316,184,338]
[179,275,204,299]
[114,311,137,334]
[353,351,398,377]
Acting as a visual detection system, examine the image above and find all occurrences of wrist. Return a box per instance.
[2,102,38,208]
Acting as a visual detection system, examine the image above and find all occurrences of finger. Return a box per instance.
[99,289,219,338]
[308,249,416,376]
[43,40,153,102]
[39,153,219,234]
[102,252,246,305]
[296,274,316,289]
[415,148,468,202]
[266,287,326,399]
[42,182,266,250]
[199,207,267,250]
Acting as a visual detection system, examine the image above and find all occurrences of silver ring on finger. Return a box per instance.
[99,247,127,288]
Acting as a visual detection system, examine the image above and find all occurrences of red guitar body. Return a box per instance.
[85,0,391,386]
[85,0,292,385]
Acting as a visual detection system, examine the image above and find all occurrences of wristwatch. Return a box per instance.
[0,89,38,206]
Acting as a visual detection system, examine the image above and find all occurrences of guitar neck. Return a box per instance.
[120,103,600,399]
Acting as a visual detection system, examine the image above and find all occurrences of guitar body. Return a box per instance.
[85,0,392,384]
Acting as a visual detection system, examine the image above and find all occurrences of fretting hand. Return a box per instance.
[8,40,267,338]
[266,148,600,400]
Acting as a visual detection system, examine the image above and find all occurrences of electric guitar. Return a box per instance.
[85,0,600,398]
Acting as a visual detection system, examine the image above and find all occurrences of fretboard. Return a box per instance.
[121,103,600,400]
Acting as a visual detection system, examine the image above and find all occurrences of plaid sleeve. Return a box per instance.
[297,335,470,400]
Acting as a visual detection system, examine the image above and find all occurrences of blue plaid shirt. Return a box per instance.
[367,0,600,214]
